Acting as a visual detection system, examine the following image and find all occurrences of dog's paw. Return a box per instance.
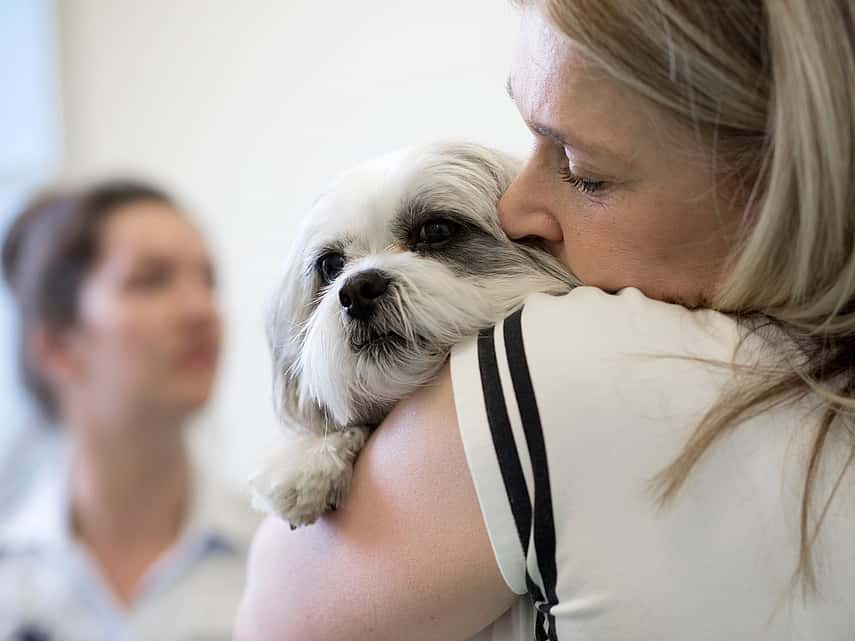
[249,427,368,527]
[263,464,351,528]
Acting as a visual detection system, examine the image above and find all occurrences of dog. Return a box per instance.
[251,142,577,527]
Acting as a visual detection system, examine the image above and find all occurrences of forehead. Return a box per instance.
[301,148,422,249]
[100,201,208,262]
[510,10,655,167]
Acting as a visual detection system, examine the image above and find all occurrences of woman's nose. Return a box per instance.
[498,158,564,243]
[181,279,219,326]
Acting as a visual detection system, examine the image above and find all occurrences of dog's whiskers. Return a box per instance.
[391,289,417,343]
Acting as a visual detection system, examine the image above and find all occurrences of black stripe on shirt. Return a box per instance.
[504,307,561,641]
[477,327,532,556]
[477,328,549,603]
[477,322,551,641]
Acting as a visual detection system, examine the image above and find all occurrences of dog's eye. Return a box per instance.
[418,219,460,246]
[317,253,346,285]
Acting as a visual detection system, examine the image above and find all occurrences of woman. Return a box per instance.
[0,181,258,641]
[237,1,855,640]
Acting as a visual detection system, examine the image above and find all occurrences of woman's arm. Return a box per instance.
[234,364,517,641]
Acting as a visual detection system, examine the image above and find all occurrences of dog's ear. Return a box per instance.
[266,229,324,431]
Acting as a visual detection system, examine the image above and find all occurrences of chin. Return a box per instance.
[251,141,578,527]
[165,378,216,417]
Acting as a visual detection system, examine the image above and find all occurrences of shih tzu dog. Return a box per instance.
[252,142,577,527]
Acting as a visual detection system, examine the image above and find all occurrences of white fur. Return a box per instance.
[251,142,576,526]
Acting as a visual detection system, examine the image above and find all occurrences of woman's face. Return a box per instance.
[67,201,222,425]
[499,10,745,307]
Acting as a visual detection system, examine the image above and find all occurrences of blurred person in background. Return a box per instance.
[0,180,258,641]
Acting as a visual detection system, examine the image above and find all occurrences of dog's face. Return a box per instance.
[270,143,576,428]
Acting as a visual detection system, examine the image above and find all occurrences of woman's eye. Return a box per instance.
[417,218,461,246]
[317,253,346,285]
[558,166,607,195]
[128,266,171,290]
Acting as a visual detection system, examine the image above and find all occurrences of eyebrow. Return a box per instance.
[505,76,630,168]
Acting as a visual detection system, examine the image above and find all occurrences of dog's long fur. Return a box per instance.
[252,142,577,526]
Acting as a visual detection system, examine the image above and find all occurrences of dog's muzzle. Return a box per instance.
[339,269,390,321]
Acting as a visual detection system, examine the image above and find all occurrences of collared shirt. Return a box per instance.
[0,443,260,641]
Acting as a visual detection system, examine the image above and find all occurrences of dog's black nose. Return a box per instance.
[339,269,389,320]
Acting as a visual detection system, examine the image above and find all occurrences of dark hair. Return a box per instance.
[2,179,175,418]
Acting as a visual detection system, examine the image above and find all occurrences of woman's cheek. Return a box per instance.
[559,205,665,290]
[113,308,172,372]
[558,217,619,283]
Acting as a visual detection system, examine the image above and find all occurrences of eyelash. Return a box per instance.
[558,166,606,195]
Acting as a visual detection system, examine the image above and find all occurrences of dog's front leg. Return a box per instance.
[250,426,370,528]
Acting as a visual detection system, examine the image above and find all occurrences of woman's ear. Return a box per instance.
[26,323,86,391]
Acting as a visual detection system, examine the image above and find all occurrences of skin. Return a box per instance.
[235,8,747,641]
[498,11,743,307]
[35,200,222,605]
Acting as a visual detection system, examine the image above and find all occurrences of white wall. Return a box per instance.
[57,0,529,485]
[0,0,63,509]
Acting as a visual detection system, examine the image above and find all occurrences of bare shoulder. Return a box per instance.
[235,364,515,641]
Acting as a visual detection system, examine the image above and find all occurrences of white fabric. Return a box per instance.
[451,287,855,641]
[0,443,260,641]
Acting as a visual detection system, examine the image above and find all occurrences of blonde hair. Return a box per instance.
[516,0,855,590]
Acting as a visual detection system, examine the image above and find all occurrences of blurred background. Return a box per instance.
[1,0,530,491]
